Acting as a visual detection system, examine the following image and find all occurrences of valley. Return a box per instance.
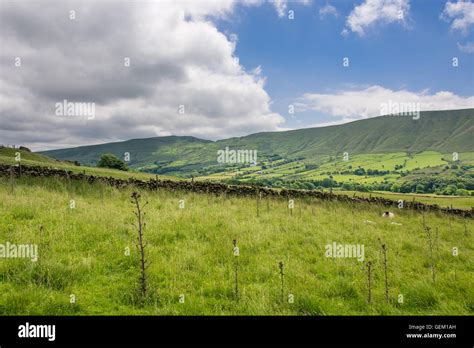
[37,109,474,199]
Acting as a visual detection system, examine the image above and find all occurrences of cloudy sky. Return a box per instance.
[0,0,473,150]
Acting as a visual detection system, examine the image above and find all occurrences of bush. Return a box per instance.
[97,153,129,171]
[416,184,425,193]
[342,182,354,191]
[19,146,32,152]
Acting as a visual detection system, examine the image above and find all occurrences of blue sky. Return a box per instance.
[216,0,474,128]
[1,0,473,150]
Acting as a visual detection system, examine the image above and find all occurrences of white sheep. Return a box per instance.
[382,211,395,218]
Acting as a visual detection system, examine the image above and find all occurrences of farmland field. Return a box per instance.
[0,148,175,182]
[0,174,472,315]
[200,151,473,183]
[335,190,474,210]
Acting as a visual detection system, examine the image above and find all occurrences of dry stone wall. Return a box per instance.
[1,164,471,218]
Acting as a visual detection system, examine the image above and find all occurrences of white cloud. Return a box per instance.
[251,65,263,75]
[441,0,474,33]
[457,41,474,53]
[0,1,285,150]
[295,85,474,121]
[269,0,311,18]
[319,4,338,19]
[344,0,410,36]
[271,0,288,17]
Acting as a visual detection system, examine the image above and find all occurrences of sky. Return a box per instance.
[0,0,473,150]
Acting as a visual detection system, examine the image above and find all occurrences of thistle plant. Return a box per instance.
[424,226,436,282]
[10,165,14,193]
[256,189,260,217]
[233,239,239,299]
[351,209,355,233]
[279,261,284,303]
[366,261,372,304]
[38,225,44,263]
[422,210,426,230]
[131,191,149,298]
[381,244,389,303]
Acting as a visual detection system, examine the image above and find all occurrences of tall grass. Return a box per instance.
[0,176,472,315]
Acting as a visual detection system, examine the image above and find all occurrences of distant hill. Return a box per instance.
[40,109,474,174]
[1,146,59,164]
[41,135,211,170]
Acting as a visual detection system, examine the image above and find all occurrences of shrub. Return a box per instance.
[97,153,128,171]
[19,146,32,152]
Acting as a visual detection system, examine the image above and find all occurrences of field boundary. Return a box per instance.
[1,163,472,218]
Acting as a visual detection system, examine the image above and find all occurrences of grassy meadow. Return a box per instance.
[335,190,474,210]
[198,151,469,183]
[0,147,177,182]
[0,174,472,315]
[2,148,472,210]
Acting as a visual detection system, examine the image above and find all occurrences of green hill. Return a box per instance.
[41,135,212,169]
[230,108,473,159]
[0,147,177,182]
[40,109,474,175]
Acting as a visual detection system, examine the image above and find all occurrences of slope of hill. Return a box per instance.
[0,147,177,181]
[40,109,474,172]
[0,147,58,164]
[41,136,212,170]
[227,109,474,160]
[1,172,473,315]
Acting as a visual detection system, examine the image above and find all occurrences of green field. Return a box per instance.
[197,150,474,205]
[0,148,177,182]
[1,148,473,211]
[204,151,469,183]
[40,110,474,174]
[25,109,474,200]
[336,191,474,210]
[0,174,472,315]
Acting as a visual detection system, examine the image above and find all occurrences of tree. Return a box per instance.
[97,153,128,171]
[443,185,457,195]
[416,184,425,193]
[342,182,354,191]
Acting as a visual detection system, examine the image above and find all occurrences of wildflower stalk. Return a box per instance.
[131,191,149,298]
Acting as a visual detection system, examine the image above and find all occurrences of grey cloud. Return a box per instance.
[0,1,284,150]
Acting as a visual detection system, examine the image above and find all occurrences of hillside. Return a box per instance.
[0,147,177,182]
[1,149,472,209]
[1,172,473,315]
[40,136,212,171]
[40,109,474,173]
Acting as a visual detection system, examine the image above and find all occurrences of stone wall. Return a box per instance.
[1,163,471,218]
